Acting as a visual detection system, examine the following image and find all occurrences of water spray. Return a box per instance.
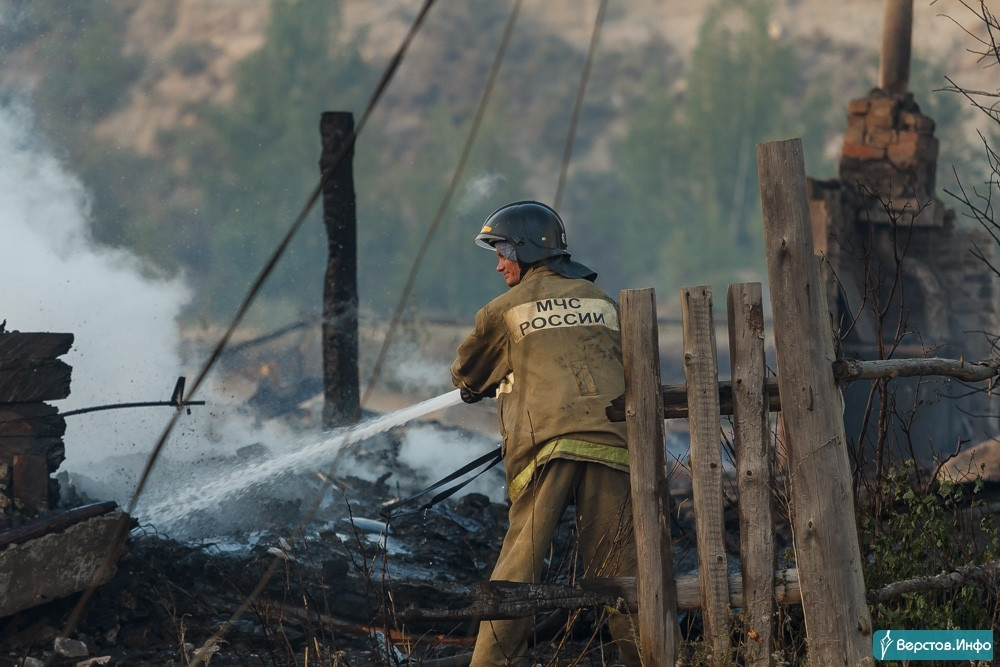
[138,389,464,529]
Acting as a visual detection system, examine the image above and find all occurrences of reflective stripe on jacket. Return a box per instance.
[451,265,629,499]
[507,437,629,502]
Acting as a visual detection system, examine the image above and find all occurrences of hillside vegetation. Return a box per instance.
[0,0,988,325]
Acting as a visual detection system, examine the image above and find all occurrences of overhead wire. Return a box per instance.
[554,0,610,210]
[53,0,591,659]
[187,3,526,661]
[51,1,438,662]
[328,0,525,474]
[52,0,531,661]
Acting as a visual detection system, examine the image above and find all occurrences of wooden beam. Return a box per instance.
[606,378,781,422]
[0,501,119,549]
[0,404,66,437]
[758,138,873,664]
[396,570,803,622]
[620,288,679,665]
[0,332,73,361]
[0,360,72,403]
[606,355,1000,422]
[12,454,49,512]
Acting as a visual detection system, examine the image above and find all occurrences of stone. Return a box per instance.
[53,636,88,658]
[0,513,127,617]
[937,437,1000,485]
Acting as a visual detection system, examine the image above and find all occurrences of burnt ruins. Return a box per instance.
[0,332,125,619]
[807,1,1000,461]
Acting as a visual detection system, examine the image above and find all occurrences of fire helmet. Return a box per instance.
[475,201,569,265]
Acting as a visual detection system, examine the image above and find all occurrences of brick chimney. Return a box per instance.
[807,1,1000,462]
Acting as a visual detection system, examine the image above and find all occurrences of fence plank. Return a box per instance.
[757,138,873,664]
[680,285,731,662]
[727,283,775,666]
[620,288,679,665]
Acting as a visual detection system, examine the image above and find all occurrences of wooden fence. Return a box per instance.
[619,139,873,665]
[391,136,999,661]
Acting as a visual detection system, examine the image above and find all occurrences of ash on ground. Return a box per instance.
[5,417,666,666]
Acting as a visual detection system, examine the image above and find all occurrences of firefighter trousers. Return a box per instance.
[470,457,641,666]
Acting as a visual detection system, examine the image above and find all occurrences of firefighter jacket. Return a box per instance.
[451,265,629,502]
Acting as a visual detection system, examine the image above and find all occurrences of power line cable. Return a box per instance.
[57,0,529,660]
[51,2,438,662]
[554,0,609,210]
[329,0,525,475]
[186,4,526,661]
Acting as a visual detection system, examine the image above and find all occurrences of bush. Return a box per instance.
[860,461,999,632]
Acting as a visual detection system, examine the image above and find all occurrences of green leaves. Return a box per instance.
[861,462,999,631]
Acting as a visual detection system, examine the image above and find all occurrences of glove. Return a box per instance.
[460,388,484,404]
[460,385,497,404]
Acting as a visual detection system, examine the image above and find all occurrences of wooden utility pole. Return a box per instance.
[878,0,912,95]
[757,138,873,665]
[619,288,679,666]
[319,112,360,428]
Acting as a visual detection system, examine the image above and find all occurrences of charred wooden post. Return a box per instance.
[726,283,775,666]
[878,0,912,95]
[680,285,731,662]
[319,111,361,428]
[758,138,873,665]
[0,332,73,526]
[619,288,679,665]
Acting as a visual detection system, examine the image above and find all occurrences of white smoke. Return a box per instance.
[0,98,503,538]
[0,99,289,510]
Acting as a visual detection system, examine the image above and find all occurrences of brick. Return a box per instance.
[847,98,871,115]
[868,127,898,148]
[868,97,897,126]
[843,124,865,145]
[898,110,935,133]
[886,141,919,169]
[841,142,885,160]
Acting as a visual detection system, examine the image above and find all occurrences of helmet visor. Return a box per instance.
[474,231,507,250]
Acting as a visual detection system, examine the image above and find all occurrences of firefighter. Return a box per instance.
[451,201,640,666]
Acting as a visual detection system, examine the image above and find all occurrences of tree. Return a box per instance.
[163,0,374,322]
[614,0,837,298]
